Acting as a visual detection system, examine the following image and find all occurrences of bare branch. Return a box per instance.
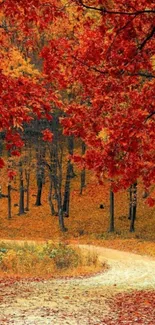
[139,26,155,50]
[73,56,155,80]
[77,0,155,16]
[145,112,155,122]
[130,72,155,79]
[72,55,107,75]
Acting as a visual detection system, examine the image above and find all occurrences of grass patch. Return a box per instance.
[0,241,106,278]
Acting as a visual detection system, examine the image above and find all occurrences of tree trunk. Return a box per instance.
[57,165,67,232]
[58,207,67,232]
[128,186,132,220]
[80,141,86,195]
[35,177,43,206]
[0,141,3,156]
[35,141,45,207]
[49,112,67,232]
[57,144,67,232]
[63,161,72,217]
[25,169,30,211]
[8,184,11,219]
[49,140,58,214]
[48,179,57,216]
[35,160,44,206]
[68,136,75,178]
[19,162,25,215]
[109,190,115,232]
[130,182,137,232]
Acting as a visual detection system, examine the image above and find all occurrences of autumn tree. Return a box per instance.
[0,0,62,169]
[1,0,155,233]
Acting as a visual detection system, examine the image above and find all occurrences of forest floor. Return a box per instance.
[0,171,155,256]
[0,244,155,324]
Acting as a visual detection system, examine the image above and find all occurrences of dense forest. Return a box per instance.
[0,0,155,237]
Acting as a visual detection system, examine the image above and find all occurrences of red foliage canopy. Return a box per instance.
[42,0,155,194]
[0,0,155,198]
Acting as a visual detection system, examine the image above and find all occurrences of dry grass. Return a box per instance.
[0,241,105,278]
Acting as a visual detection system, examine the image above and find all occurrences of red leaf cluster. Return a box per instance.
[42,129,53,142]
[7,170,16,181]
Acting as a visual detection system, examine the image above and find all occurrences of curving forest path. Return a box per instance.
[0,243,155,324]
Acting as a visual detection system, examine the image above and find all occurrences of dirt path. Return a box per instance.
[0,243,155,324]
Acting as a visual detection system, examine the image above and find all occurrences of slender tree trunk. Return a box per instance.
[35,161,44,207]
[63,136,75,217]
[130,182,137,232]
[48,179,56,215]
[58,207,67,232]
[80,141,86,195]
[80,169,86,194]
[63,161,72,217]
[19,179,25,215]
[19,162,25,215]
[35,143,45,206]
[109,190,115,232]
[49,140,58,214]
[0,141,3,156]
[25,143,32,211]
[57,144,67,232]
[68,136,75,177]
[35,177,43,206]
[49,112,67,232]
[128,186,132,220]
[25,169,30,211]
[8,184,11,219]
[55,166,67,232]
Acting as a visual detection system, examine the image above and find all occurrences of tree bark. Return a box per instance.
[35,141,45,207]
[128,186,132,220]
[109,190,115,232]
[57,144,67,231]
[48,179,57,215]
[25,169,30,211]
[58,207,67,232]
[35,159,44,207]
[130,182,137,232]
[63,161,72,217]
[35,177,43,206]
[19,162,25,215]
[8,184,11,219]
[80,141,86,195]
[68,136,75,178]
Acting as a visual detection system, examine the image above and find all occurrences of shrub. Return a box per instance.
[0,242,104,277]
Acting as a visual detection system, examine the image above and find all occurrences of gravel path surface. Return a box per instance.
[0,244,155,324]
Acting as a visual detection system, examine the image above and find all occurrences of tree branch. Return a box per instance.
[77,0,155,16]
[145,112,155,122]
[139,26,155,50]
[72,55,107,75]
[130,72,155,79]
[73,56,155,79]
[106,15,137,59]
